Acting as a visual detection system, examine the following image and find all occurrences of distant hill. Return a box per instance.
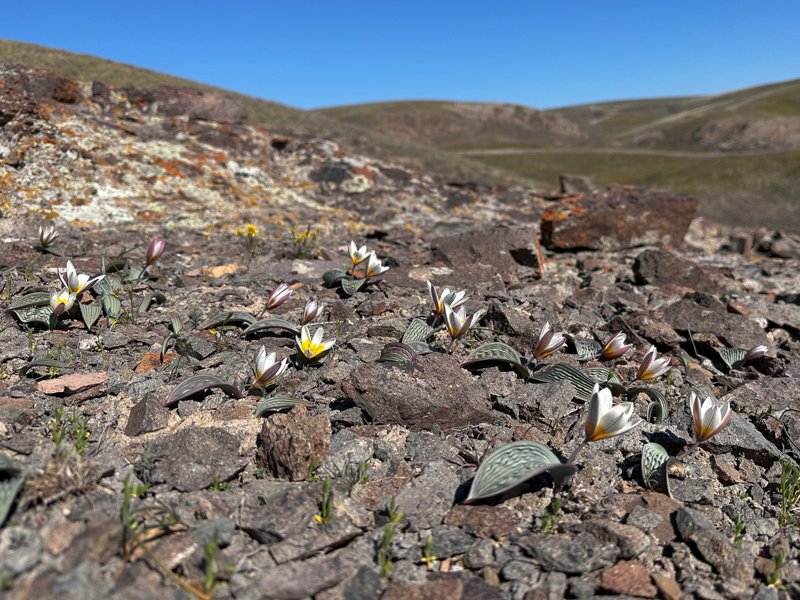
[318,80,800,232]
[316,100,585,150]
[0,40,530,187]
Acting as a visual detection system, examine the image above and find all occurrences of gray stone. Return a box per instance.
[430,225,542,284]
[269,514,362,564]
[659,292,769,349]
[240,485,319,545]
[633,248,726,294]
[463,538,496,570]
[366,318,409,339]
[501,557,540,581]
[192,517,236,547]
[100,330,131,349]
[527,532,619,574]
[705,411,784,467]
[579,519,650,559]
[148,426,247,492]
[342,565,383,600]
[175,335,217,359]
[675,506,716,538]
[395,460,460,532]
[429,525,477,559]
[626,506,663,533]
[689,528,755,585]
[254,553,358,599]
[0,526,42,576]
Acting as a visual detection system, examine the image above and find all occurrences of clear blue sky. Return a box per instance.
[3,1,799,110]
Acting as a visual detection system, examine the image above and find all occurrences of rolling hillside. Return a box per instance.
[0,40,529,187]
[316,80,800,232]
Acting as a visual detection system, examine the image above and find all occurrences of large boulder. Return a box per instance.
[541,184,697,251]
[341,353,495,431]
[429,225,543,283]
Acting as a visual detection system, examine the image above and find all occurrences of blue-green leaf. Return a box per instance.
[465,441,577,503]
[255,397,312,417]
[461,342,529,379]
[163,375,243,407]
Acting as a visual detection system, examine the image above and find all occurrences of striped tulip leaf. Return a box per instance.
[9,292,51,310]
[641,442,670,494]
[377,342,417,363]
[241,318,299,337]
[402,318,435,343]
[18,359,70,378]
[626,387,670,423]
[255,397,312,417]
[163,374,243,407]
[461,342,529,379]
[201,310,256,329]
[568,336,602,362]
[322,268,349,287]
[465,441,577,503]
[12,305,55,327]
[718,347,747,370]
[80,303,103,329]
[530,363,598,401]
[102,294,122,318]
[341,277,367,297]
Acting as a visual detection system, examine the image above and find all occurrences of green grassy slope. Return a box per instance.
[0,40,530,186]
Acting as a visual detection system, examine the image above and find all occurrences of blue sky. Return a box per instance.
[3,1,799,110]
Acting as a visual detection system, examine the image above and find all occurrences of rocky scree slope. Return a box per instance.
[0,64,800,600]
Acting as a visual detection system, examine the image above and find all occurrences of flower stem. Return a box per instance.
[676,441,699,461]
[567,440,587,465]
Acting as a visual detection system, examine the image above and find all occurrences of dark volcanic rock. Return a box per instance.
[527,532,619,574]
[148,427,247,492]
[254,552,358,599]
[121,86,248,124]
[124,393,170,436]
[256,407,331,482]
[633,248,726,294]
[240,485,319,544]
[342,353,495,431]
[541,184,698,250]
[659,292,769,349]
[430,225,542,282]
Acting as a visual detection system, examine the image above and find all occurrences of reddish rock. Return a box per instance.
[430,225,543,283]
[342,353,494,432]
[37,372,108,395]
[599,560,657,597]
[256,407,331,481]
[120,86,248,124]
[135,352,177,373]
[444,505,517,538]
[382,579,463,600]
[125,394,170,436]
[541,184,698,251]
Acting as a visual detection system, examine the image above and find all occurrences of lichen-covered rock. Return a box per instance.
[256,407,331,481]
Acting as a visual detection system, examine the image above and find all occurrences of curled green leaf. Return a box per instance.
[465,441,577,503]
[163,375,243,407]
[255,397,312,417]
[18,359,70,378]
[461,342,529,379]
[241,318,300,337]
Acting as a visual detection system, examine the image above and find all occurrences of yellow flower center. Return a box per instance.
[302,339,324,357]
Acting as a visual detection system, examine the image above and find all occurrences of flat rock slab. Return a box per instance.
[541,184,697,250]
[430,225,542,283]
[342,353,494,432]
[659,292,769,349]
[148,426,247,492]
[633,248,727,295]
[37,372,108,395]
